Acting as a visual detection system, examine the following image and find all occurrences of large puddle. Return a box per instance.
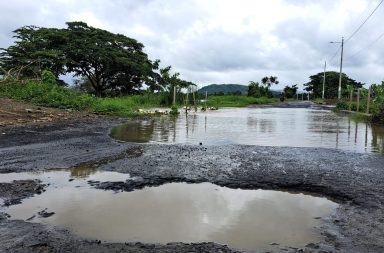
[111,108,384,154]
[1,170,338,251]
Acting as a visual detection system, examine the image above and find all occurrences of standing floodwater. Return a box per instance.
[111,108,384,154]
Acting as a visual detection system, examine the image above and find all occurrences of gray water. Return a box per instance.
[111,108,384,154]
[1,170,338,251]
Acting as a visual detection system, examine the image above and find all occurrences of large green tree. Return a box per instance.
[304,71,363,99]
[0,26,67,79]
[0,22,160,96]
[248,81,272,98]
[283,84,298,98]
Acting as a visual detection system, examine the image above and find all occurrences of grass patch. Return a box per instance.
[313,98,325,105]
[205,95,278,107]
[0,81,95,110]
[92,95,163,116]
[0,81,279,116]
[349,112,371,123]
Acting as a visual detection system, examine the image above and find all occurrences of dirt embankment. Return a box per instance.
[0,97,98,128]
[0,99,384,253]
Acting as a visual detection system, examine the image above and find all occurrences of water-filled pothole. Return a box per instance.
[1,170,338,251]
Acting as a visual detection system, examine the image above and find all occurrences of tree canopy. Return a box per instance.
[283,84,298,98]
[248,76,279,98]
[303,71,363,99]
[0,22,193,96]
[248,81,272,98]
[261,76,279,88]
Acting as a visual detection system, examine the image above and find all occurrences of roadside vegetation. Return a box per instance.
[334,82,384,123]
[1,22,383,121]
[0,22,280,116]
[205,96,277,107]
[304,71,384,123]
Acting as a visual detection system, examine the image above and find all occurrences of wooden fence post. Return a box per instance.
[366,86,371,114]
[173,86,176,106]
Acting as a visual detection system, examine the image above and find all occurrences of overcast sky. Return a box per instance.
[1,0,383,90]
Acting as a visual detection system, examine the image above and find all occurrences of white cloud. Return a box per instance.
[0,0,383,89]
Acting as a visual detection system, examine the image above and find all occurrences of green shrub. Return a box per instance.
[0,80,95,110]
[41,70,57,86]
[336,101,349,110]
[169,105,179,116]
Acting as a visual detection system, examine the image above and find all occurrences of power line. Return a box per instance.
[329,46,341,65]
[345,0,384,43]
[348,31,384,59]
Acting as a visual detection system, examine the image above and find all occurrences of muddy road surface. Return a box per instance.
[1,117,384,252]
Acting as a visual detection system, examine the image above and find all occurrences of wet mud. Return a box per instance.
[0,180,46,206]
[1,117,384,252]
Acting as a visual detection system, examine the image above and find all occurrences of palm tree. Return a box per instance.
[261,76,279,88]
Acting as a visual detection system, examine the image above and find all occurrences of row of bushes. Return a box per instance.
[335,83,384,122]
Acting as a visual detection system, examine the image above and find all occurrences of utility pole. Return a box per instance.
[338,37,344,100]
[322,61,326,99]
[330,37,344,100]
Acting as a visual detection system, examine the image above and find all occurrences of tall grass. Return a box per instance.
[205,95,278,107]
[0,81,95,110]
[0,81,279,117]
[92,95,163,116]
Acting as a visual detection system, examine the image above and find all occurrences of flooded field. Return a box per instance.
[111,108,384,154]
[1,169,338,251]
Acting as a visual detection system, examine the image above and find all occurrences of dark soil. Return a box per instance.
[0,97,98,128]
[0,180,45,206]
[1,112,384,252]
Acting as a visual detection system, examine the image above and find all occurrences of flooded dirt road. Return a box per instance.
[111,107,384,154]
[1,105,384,252]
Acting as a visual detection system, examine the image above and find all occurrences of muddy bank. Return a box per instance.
[0,180,45,206]
[0,97,99,128]
[0,218,241,253]
[248,101,335,110]
[1,118,384,252]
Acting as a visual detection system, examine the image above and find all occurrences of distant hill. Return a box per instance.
[198,84,248,95]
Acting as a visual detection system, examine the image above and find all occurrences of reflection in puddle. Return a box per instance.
[111,108,384,154]
[1,171,338,251]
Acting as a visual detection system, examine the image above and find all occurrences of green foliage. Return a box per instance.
[92,95,162,115]
[336,99,368,112]
[304,71,363,99]
[283,84,298,98]
[349,113,371,123]
[169,106,179,116]
[0,80,278,117]
[372,82,384,121]
[335,101,349,110]
[205,95,277,107]
[0,22,172,97]
[41,70,57,86]
[248,81,272,98]
[261,76,279,88]
[314,98,325,104]
[334,82,384,122]
[0,81,95,110]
